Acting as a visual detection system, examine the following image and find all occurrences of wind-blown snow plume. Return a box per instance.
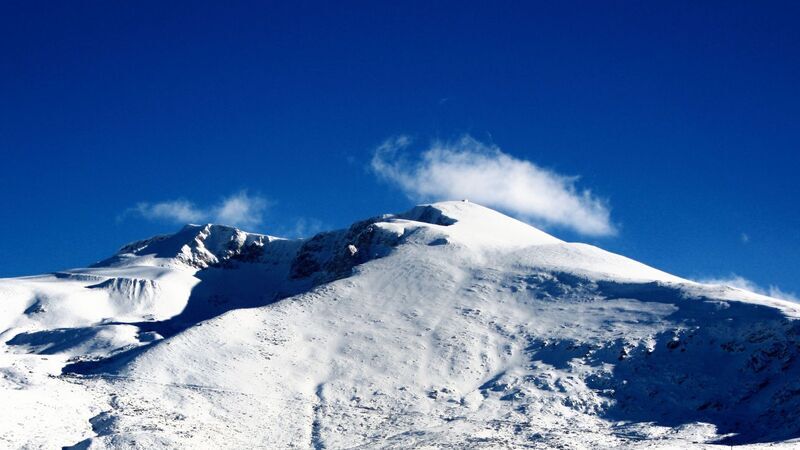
[126,191,268,229]
[698,274,798,302]
[371,135,615,236]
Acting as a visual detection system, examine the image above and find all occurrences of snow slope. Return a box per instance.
[2,201,800,449]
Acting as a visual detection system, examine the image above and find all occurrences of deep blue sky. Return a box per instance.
[1,2,798,295]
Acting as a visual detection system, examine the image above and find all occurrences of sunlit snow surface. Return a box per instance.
[2,201,800,449]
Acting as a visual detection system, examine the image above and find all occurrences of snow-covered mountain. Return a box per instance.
[2,201,800,449]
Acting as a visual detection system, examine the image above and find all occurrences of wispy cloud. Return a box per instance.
[211,191,269,229]
[287,217,325,238]
[125,191,269,230]
[131,200,205,223]
[697,274,798,302]
[370,135,615,236]
[273,217,326,239]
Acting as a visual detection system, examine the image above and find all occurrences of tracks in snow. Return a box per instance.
[311,383,326,450]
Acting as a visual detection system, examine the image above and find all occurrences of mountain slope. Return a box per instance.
[1,201,799,449]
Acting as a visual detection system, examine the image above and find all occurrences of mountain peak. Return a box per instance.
[399,200,563,248]
[96,223,280,270]
[4,201,800,448]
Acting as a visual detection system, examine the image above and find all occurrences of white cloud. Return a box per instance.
[697,274,798,302]
[132,200,204,223]
[270,217,326,239]
[287,217,325,238]
[370,135,616,236]
[127,191,269,230]
[212,191,268,229]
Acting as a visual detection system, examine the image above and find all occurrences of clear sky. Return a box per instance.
[1,2,798,297]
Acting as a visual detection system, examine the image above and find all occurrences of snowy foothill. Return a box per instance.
[2,201,800,449]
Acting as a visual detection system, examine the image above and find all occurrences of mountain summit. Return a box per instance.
[1,201,799,449]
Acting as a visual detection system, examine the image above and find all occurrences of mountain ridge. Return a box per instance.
[1,201,799,449]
